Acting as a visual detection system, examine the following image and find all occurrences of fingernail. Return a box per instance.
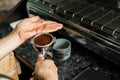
[38,54,43,57]
[58,24,63,28]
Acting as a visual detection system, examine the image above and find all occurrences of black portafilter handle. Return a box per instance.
[36,46,53,59]
[45,53,53,59]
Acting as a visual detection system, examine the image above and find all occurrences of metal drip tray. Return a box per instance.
[92,11,119,30]
[82,8,111,26]
[55,1,81,13]
[73,5,99,21]
[64,3,89,17]
[102,16,120,36]
[115,29,120,38]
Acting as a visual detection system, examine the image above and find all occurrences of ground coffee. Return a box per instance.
[34,34,52,46]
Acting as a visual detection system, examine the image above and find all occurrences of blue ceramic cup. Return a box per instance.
[53,38,71,61]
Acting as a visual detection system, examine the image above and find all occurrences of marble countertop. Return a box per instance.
[1,26,120,80]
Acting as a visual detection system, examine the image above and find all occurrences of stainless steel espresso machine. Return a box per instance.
[26,0,120,65]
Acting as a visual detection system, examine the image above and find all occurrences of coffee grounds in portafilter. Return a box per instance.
[34,34,52,46]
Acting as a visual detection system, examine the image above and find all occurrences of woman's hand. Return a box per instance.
[30,54,58,80]
[14,16,63,42]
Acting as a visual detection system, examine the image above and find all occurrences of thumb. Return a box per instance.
[29,77,34,80]
[37,54,45,61]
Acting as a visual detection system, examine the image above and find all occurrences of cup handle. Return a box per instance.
[45,54,53,59]
[53,37,56,44]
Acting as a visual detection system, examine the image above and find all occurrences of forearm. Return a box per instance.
[0,31,23,60]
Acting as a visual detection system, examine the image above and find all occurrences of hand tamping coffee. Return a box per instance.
[31,34,55,56]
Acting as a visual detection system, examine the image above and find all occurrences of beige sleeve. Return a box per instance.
[0,52,21,80]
